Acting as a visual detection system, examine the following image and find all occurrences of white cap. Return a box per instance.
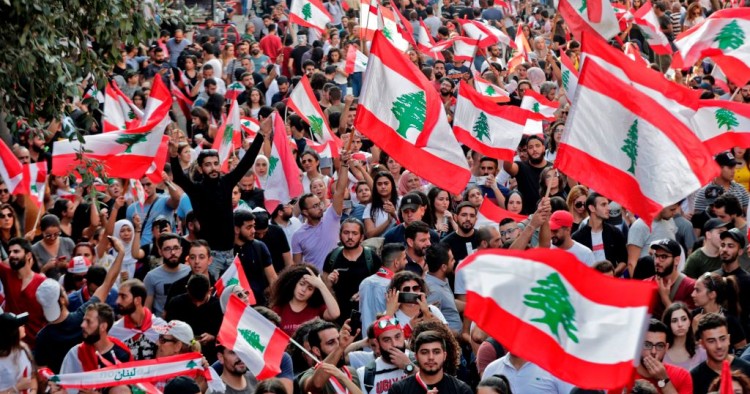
[154,321,195,346]
[35,279,63,322]
[67,256,92,274]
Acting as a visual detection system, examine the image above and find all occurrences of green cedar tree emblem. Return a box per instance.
[116,132,150,153]
[578,0,587,14]
[715,108,739,131]
[391,92,426,139]
[621,119,639,175]
[31,184,38,194]
[713,20,745,51]
[127,110,136,120]
[239,328,267,352]
[226,277,239,286]
[562,70,570,91]
[473,112,491,142]
[186,360,199,369]
[532,102,540,113]
[383,26,393,40]
[302,3,313,21]
[484,85,496,95]
[49,376,60,383]
[269,155,280,176]
[223,124,235,145]
[308,115,324,140]
[523,273,579,343]
[229,81,243,91]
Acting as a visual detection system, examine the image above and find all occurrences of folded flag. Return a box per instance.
[453,37,480,62]
[226,81,247,101]
[212,100,243,173]
[287,75,341,153]
[473,72,511,103]
[559,51,580,100]
[458,19,515,49]
[264,112,304,212]
[103,82,144,132]
[345,46,369,74]
[0,140,24,195]
[22,163,47,208]
[475,198,528,227]
[632,2,673,55]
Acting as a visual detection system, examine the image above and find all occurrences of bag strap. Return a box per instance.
[363,359,377,393]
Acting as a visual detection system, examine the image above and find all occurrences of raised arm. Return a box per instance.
[332,152,350,216]
[226,120,270,187]
[93,236,126,301]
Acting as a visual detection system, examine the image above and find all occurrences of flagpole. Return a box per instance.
[289,336,321,363]
[730,87,741,101]
[31,204,44,233]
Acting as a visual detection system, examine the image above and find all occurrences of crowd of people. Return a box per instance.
[1,0,750,392]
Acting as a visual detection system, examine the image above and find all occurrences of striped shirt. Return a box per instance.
[694,181,750,213]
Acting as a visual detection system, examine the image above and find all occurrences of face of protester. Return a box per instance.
[467,188,483,208]
[416,342,446,376]
[356,184,372,204]
[294,277,315,303]
[691,279,715,308]
[201,156,221,178]
[311,179,327,200]
[701,325,731,364]
[669,309,691,338]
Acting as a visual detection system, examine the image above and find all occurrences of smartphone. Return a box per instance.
[476,176,488,185]
[349,310,361,333]
[398,292,421,304]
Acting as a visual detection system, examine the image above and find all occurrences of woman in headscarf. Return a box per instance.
[97,217,144,285]
[397,170,424,196]
[254,154,270,189]
[526,66,546,92]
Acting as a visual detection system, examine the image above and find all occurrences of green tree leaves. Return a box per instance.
[715,108,739,131]
[523,273,579,343]
[714,20,745,51]
[472,112,490,142]
[391,92,426,139]
[621,119,639,175]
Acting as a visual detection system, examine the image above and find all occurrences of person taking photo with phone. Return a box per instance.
[385,271,447,340]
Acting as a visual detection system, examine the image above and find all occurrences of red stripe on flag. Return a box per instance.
[256,327,290,380]
[454,127,516,162]
[479,198,528,223]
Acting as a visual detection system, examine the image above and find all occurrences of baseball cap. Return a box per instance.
[164,376,200,394]
[154,321,195,346]
[153,215,171,227]
[35,279,63,322]
[549,210,573,231]
[649,239,681,256]
[67,256,92,275]
[720,228,747,249]
[703,218,731,233]
[704,184,724,206]
[373,316,402,338]
[715,151,738,167]
[400,193,422,212]
[0,312,28,335]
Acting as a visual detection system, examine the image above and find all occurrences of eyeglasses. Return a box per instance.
[306,202,325,210]
[377,317,399,329]
[161,246,182,254]
[654,253,673,261]
[44,232,62,239]
[401,285,421,292]
[643,341,667,351]
[0,212,12,219]
[158,336,179,344]
[574,201,585,208]
[500,228,519,237]
[0,189,9,194]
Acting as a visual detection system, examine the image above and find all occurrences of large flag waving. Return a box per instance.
[691,100,750,153]
[556,0,619,40]
[218,295,290,380]
[453,37,479,62]
[415,19,445,60]
[520,90,559,121]
[556,58,718,225]
[264,113,304,212]
[473,72,511,103]
[459,248,655,389]
[287,75,341,154]
[213,100,243,173]
[559,51,580,100]
[458,19,515,49]
[671,8,750,85]
[103,82,144,132]
[290,0,333,34]
[378,5,411,51]
[215,256,256,304]
[453,81,528,161]
[0,140,24,195]
[632,2,673,55]
[355,32,471,194]
[507,23,531,71]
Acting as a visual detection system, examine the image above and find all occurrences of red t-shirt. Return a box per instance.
[608,363,693,394]
[644,274,696,317]
[273,303,327,337]
[0,263,47,346]
[259,35,283,63]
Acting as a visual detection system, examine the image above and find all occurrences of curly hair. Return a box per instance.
[409,321,461,376]
[388,271,430,297]
[268,264,325,309]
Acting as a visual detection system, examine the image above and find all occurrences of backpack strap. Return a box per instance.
[363,359,377,393]
[327,246,344,271]
[363,247,374,274]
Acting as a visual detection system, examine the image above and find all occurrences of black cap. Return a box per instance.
[0,312,28,336]
[703,218,731,233]
[715,151,739,167]
[164,376,200,394]
[649,239,681,256]
[704,184,724,205]
[152,215,170,225]
[720,228,746,249]
[400,193,422,212]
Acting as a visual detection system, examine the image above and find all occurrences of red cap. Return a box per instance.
[373,316,402,338]
[549,210,574,231]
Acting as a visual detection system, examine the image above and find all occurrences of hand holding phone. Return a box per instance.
[398,292,421,304]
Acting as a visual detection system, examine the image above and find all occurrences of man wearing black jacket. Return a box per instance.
[169,117,270,279]
[572,192,628,276]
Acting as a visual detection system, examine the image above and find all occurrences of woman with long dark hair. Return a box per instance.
[0,204,20,254]
[0,313,37,393]
[364,172,399,238]
[269,265,340,336]
[691,272,747,350]
[662,302,706,370]
[428,187,456,236]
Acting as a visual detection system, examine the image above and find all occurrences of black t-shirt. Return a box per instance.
[691,357,750,394]
[164,294,223,363]
[290,45,311,75]
[258,224,291,274]
[389,374,473,394]
[323,247,381,324]
[690,308,746,348]
[514,161,552,215]
[691,209,713,236]
[34,296,101,373]
[165,271,217,307]
[716,267,750,335]
[234,240,273,305]
[441,231,481,263]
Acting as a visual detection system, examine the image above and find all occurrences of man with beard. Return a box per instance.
[359,244,408,338]
[0,238,47,346]
[110,279,168,360]
[502,135,552,215]
[300,320,362,393]
[644,239,696,319]
[383,193,441,246]
[573,193,628,275]
[389,331,472,394]
[549,211,595,267]
[323,218,381,326]
[59,303,132,377]
[34,237,125,373]
[234,210,277,305]
[438,78,456,115]
[272,201,303,249]
[441,202,481,264]
[425,244,461,334]
[166,239,217,306]
[404,221,433,275]
[143,233,190,317]
[170,118,268,279]
[431,61,447,92]
[216,345,259,393]
[715,229,750,333]
[691,313,750,394]
[356,317,415,394]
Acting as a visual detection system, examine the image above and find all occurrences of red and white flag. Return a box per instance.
[520,90,559,121]
[218,295,290,380]
[264,113,304,212]
[473,72,510,103]
[459,248,655,389]
[345,46,369,74]
[287,75,341,153]
[453,81,527,161]
[290,0,333,34]
[225,81,246,101]
[212,100,243,173]
[632,2,672,55]
[559,51,580,100]
[458,19,515,49]
[241,117,260,140]
[691,100,750,153]
[170,81,194,123]
[0,140,24,195]
[556,0,619,40]
[52,77,173,180]
[507,23,531,71]
[476,198,528,227]
[556,58,718,225]
[129,179,146,209]
[355,32,470,194]
[304,138,335,160]
[359,0,380,42]
[623,42,650,68]
[378,5,410,51]
[612,3,635,32]
[215,256,256,304]
[103,82,143,132]
[453,37,479,62]
[21,163,47,208]
[671,8,750,85]
[415,20,445,60]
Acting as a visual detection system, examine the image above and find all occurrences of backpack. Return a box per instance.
[327,246,377,274]
[362,359,401,394]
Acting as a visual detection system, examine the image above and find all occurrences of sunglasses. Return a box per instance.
[44,232,62,239]
[0,189,9,194]
[0,213,12,219]
[158,336,179,344]
[401,285,422,293]
[377,317,399,329]
[574,201,585,209]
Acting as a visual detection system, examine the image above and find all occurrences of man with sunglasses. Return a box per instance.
[645,239,695,319]
[356,316,415,394]
[573,192,628,275]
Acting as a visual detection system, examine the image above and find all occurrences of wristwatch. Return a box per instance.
[657,377,670,388]
[404,364,415,374]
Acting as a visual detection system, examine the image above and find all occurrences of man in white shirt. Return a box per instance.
[482,352,574,394]
[549,210,595,267]
[356,316,415,394]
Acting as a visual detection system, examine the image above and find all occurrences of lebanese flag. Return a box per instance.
[144,136,170,185]
[453,37,479,62]
[20,163,47,208]
[52,77,172,179]
[556,58,718,226]
[453,81,527,161]
[225,81,246,101]
[623,42,650,68]
[359,0,380,42]
[213,100,243,173]
[632,2,672,55]
[345,46,369,74]
[241,117,260,140]
[215,256,256,304]
[305,138,335,160]
[378,5,410,52]
[473,72,510,103]
[0,140,24,195]
[103,82,144,132]
[416,20,445,60]
[671,9,750,86]
[391,5,417,48]
[458,19,515,49]
[476,198,528,227]
[425,39,455,59]
[218,295,291,380]
[458,248,655,389]
[520,90,559,121]
[129,179,146,209]
[264,112,304,212]
[556,0,619,40]
[711,64,732,94]
[83,76,105,105]
[507,23,531,71]
[612,3,635,32]
[690,100,750,153]
[287,75,341,154]
[289,0,333,34]
[170,81,193,123]
[355,32,471,194]
[559,51,580,100]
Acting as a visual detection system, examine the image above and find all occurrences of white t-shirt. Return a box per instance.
[552,241,596,267]
[395,305,447,329]
[363,204,395,228]
[356,355,410,394]
[591,230,606,261]
[0,349,32,390]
